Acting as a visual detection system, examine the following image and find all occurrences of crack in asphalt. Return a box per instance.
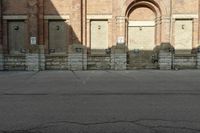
[2,119,200,133]
[2,92,200,96]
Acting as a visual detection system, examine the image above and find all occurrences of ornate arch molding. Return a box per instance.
[127,2,160,18]
[124,0,164,46]
[123,0,169,17]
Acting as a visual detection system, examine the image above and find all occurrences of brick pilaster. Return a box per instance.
[28,0,38,47]
[115,16,126,45]
[38,0,44,46]
[71,0,82,44]
[68,0,87,70]
[0,0,3,70]
[26,0,40,71]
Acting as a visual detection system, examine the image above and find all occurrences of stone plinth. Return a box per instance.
[68,44,87,71]
[45,55,68,70]
[197,51,200,69]
[111,44,127,70]
[39,45,45,70]
[159,43,174,70]
[26,54,39,71]
[0,53,3,70]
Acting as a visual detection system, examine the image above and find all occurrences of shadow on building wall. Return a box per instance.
[1,0,86,70]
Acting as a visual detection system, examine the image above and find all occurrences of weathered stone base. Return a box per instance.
[26,54,39,71]
[87,55,111,70]
[39,45,45,71]
[68,44,87,71]
[197,53,200,69]
[45,55,68,70]
[0,54,3,70]
[159,51,172,70]
[39,54,45,70]
[4,55,26,70]
[68,54,87,71]
[111,45,127,70]
[111,54,127,70]
[174,54,197,69]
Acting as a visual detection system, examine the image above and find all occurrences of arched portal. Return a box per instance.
[126,0,162,69]
[128,6,156,50]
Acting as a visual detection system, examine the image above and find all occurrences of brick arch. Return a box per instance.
[123,0,168,17]
[125,0,163,46]
[127,2,160,18]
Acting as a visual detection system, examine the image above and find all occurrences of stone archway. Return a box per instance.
[125,0,162,69]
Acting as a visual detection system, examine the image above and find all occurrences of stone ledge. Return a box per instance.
[0,54,3,70]
[26,54,39,71]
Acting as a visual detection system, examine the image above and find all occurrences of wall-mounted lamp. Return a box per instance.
[14,26,19,31]
[105,48,111,54]
[49,49,55,53]
[20,48,26,53]
[56,25,60,31]
[182,25,185,30]
[75,48,82,53]
[98,25,101,30]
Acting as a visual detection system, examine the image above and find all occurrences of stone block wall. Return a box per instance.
[197,52,200,69]
[4,55,26,70]
[111,54,127,70]
[159,51,172,70]
[0,54,3,70]
[111,45,127,70]
[39,45,45,71]
[45,55,68,70]
[26,54,39,71]
[174,55,197,69]
[87,55,111,70]
[68,44,87,71]
[159,43,174,70]
[39,54,45,70]
[68,53,87,71]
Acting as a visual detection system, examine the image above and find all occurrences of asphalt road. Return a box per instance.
[0,70,200,133]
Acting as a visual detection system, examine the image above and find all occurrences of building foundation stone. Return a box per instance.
[0,53,3,70]
[39,45,45,70]
[111,44,127,70]
[68,44,87,71]
[26,53,39,71]
[197,46,200,69]
[159,43,174,70]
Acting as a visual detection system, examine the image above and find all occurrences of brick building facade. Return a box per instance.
[0,0,200,70]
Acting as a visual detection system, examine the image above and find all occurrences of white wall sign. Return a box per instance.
[117,36,125,44]
[30,37,37,45]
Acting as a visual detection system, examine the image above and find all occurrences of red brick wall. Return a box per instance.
[2,0,27,15]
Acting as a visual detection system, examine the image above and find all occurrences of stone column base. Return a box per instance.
[111,54,127,70]
[39,54,45,70]
[111,45,127,70]
[68,44,87,71]
[68,54,87,71]
[39,45,45,71]
[0,54,4,70]
[197,53,200,69]
[26,54,39,71]
[159,51,172,70]
[159,43,174,70]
